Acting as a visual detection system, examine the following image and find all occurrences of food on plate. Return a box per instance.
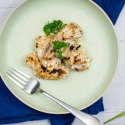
[26,20,92,80]
[43,20,63,36]
[26,53,69,80]
[52,40,68,59]
[53,22,83,42]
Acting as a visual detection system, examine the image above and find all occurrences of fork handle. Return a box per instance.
[40,90,100,125]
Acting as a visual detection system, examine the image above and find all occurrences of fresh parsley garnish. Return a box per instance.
[43,20,63,36]
[53,40,68,59]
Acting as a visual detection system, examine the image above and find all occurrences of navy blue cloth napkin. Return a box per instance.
[94,0,125,24]
[0,79,103,125]
[0,0,124,124]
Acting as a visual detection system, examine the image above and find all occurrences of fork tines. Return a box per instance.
[6,67,31,89]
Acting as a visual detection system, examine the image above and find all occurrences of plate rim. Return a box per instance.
[0,0,119,114]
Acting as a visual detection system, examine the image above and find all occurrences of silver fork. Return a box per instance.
[6,66,100,125]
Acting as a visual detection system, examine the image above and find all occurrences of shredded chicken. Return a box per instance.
[63,44,91,71]
[26,22,91,80]
[26,53,69,80]
[53,22,83,41]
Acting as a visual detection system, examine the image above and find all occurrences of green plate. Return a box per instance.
[0,0,118,114]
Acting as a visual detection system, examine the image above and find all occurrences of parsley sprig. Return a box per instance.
[43,20,63,36]
[53,40,68,59]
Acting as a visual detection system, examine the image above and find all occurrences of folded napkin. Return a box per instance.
[0,78,103,125]
[0,0,124,125]
[94,0,125,24]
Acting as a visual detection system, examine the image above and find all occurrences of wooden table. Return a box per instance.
[0,0,125,125]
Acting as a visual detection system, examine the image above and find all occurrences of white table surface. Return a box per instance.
[0,0,125,125]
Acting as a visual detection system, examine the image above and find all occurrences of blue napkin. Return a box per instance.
[0,0,124,124]
[0,78,103,125]
[94,0,125,24]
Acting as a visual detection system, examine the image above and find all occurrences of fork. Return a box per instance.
[6,67,100,125]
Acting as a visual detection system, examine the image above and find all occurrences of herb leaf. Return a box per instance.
[104,111,125,124]
[43,20,63,36]
[53,40,68,59]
